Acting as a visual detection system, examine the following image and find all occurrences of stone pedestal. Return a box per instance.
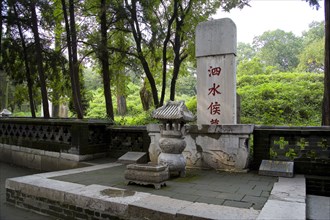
[158,125,186,177]
[125,163,169,189]
[148,124,254,172]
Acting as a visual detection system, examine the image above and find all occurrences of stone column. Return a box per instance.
[196,18,237,125]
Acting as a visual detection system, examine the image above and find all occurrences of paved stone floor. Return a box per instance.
[52,164,278,210]
[2,160,330,220]
[0,162,53,220]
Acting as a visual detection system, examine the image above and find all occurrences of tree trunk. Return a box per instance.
[140,79,152,111]
[69,0,84,118]
[117,95,127,115]
[125,0,159,108]
[160,1,177,106]
[61,0,84,119]
[30,1,50,118]
[13,4,36,118]
[100,0,114,120]
[323,0,330,125]
[0,0,3,70]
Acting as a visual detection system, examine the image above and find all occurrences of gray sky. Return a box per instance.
[214,0,324,43]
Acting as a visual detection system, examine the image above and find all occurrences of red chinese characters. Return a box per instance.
[208,66,221,77]
[208,83,221,96]
[207,102,221,115]
[207,66,222,124]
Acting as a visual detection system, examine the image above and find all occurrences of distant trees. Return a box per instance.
[253,30,303,71]
[238,21,325,73]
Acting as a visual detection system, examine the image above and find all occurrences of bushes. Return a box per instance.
[237,71,323,126]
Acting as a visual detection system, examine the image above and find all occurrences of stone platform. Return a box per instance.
[4,161,308,220]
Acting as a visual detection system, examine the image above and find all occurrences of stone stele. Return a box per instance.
[196,18,237,125]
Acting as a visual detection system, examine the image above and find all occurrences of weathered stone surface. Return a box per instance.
[259,160,294,177]
[196,18,237,125]
[307,195,330,220]
[125,163,169,189]
[128,195,193,220]
[257,200,305,220]
[158,137,186,153]
[148,124,253,171]
[177,202,259,220]
[257,175,306,220]
[117,151,148,164]
[197,55,237,125]
[270,175,305,203]
[158,153,186,176]
[196,18,237,57]
[147,124,162,163]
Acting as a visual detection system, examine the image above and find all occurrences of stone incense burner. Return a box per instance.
[152,101,195,177]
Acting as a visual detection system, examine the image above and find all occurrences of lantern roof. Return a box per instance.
[152,101,195,122]
[0,109,12,116]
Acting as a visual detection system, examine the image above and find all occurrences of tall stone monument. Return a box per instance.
[147,18,254,172]
[196,18,237,125]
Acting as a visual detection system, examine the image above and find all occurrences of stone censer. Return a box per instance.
[152,101,195,177]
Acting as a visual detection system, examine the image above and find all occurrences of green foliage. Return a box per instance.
[253,29,303,71]
[185,96,197,115]
[297,21,325,73]
[237,70,323,126]
[114,110,157,125]
[237,42,256,64]
[297,37,324,73]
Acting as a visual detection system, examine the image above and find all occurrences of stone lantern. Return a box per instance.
[0,109,12,117]
[152,101,195,177]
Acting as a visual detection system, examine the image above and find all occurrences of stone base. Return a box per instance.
[125,163,169,189]
[117,151,148,164]
[259,160,294,177]
[126,180,167,190]
[158,153,186,177]
[147,124,254,172]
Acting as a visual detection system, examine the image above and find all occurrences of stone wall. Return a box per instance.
[108,126,150,159]
[0,118,152,170]
[6,189,120,220]
[253,126,330,196]
[0,118,110,155]
[252,126,330,175]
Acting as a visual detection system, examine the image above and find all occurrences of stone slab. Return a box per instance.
[257,199,306,220]
[126,163,167,172]
[196,18,237,57]
[128,195,193,220]
[259,160,294,177]
[307,195,330,220]
[270,175,305,203]
[178,202,260,220]
[117,151,148,164]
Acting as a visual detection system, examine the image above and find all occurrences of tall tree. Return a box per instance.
[30,0,50,118]
[323,0,330,125]
[99,0,114,120]
[13,3,36,117]
[0,0,3,69]
[61,0,84,118]
[122,0,247,108]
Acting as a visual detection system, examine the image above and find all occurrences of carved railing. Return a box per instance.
[0,118,110,155]
[252,126,330,176]
[108,126,150,158]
